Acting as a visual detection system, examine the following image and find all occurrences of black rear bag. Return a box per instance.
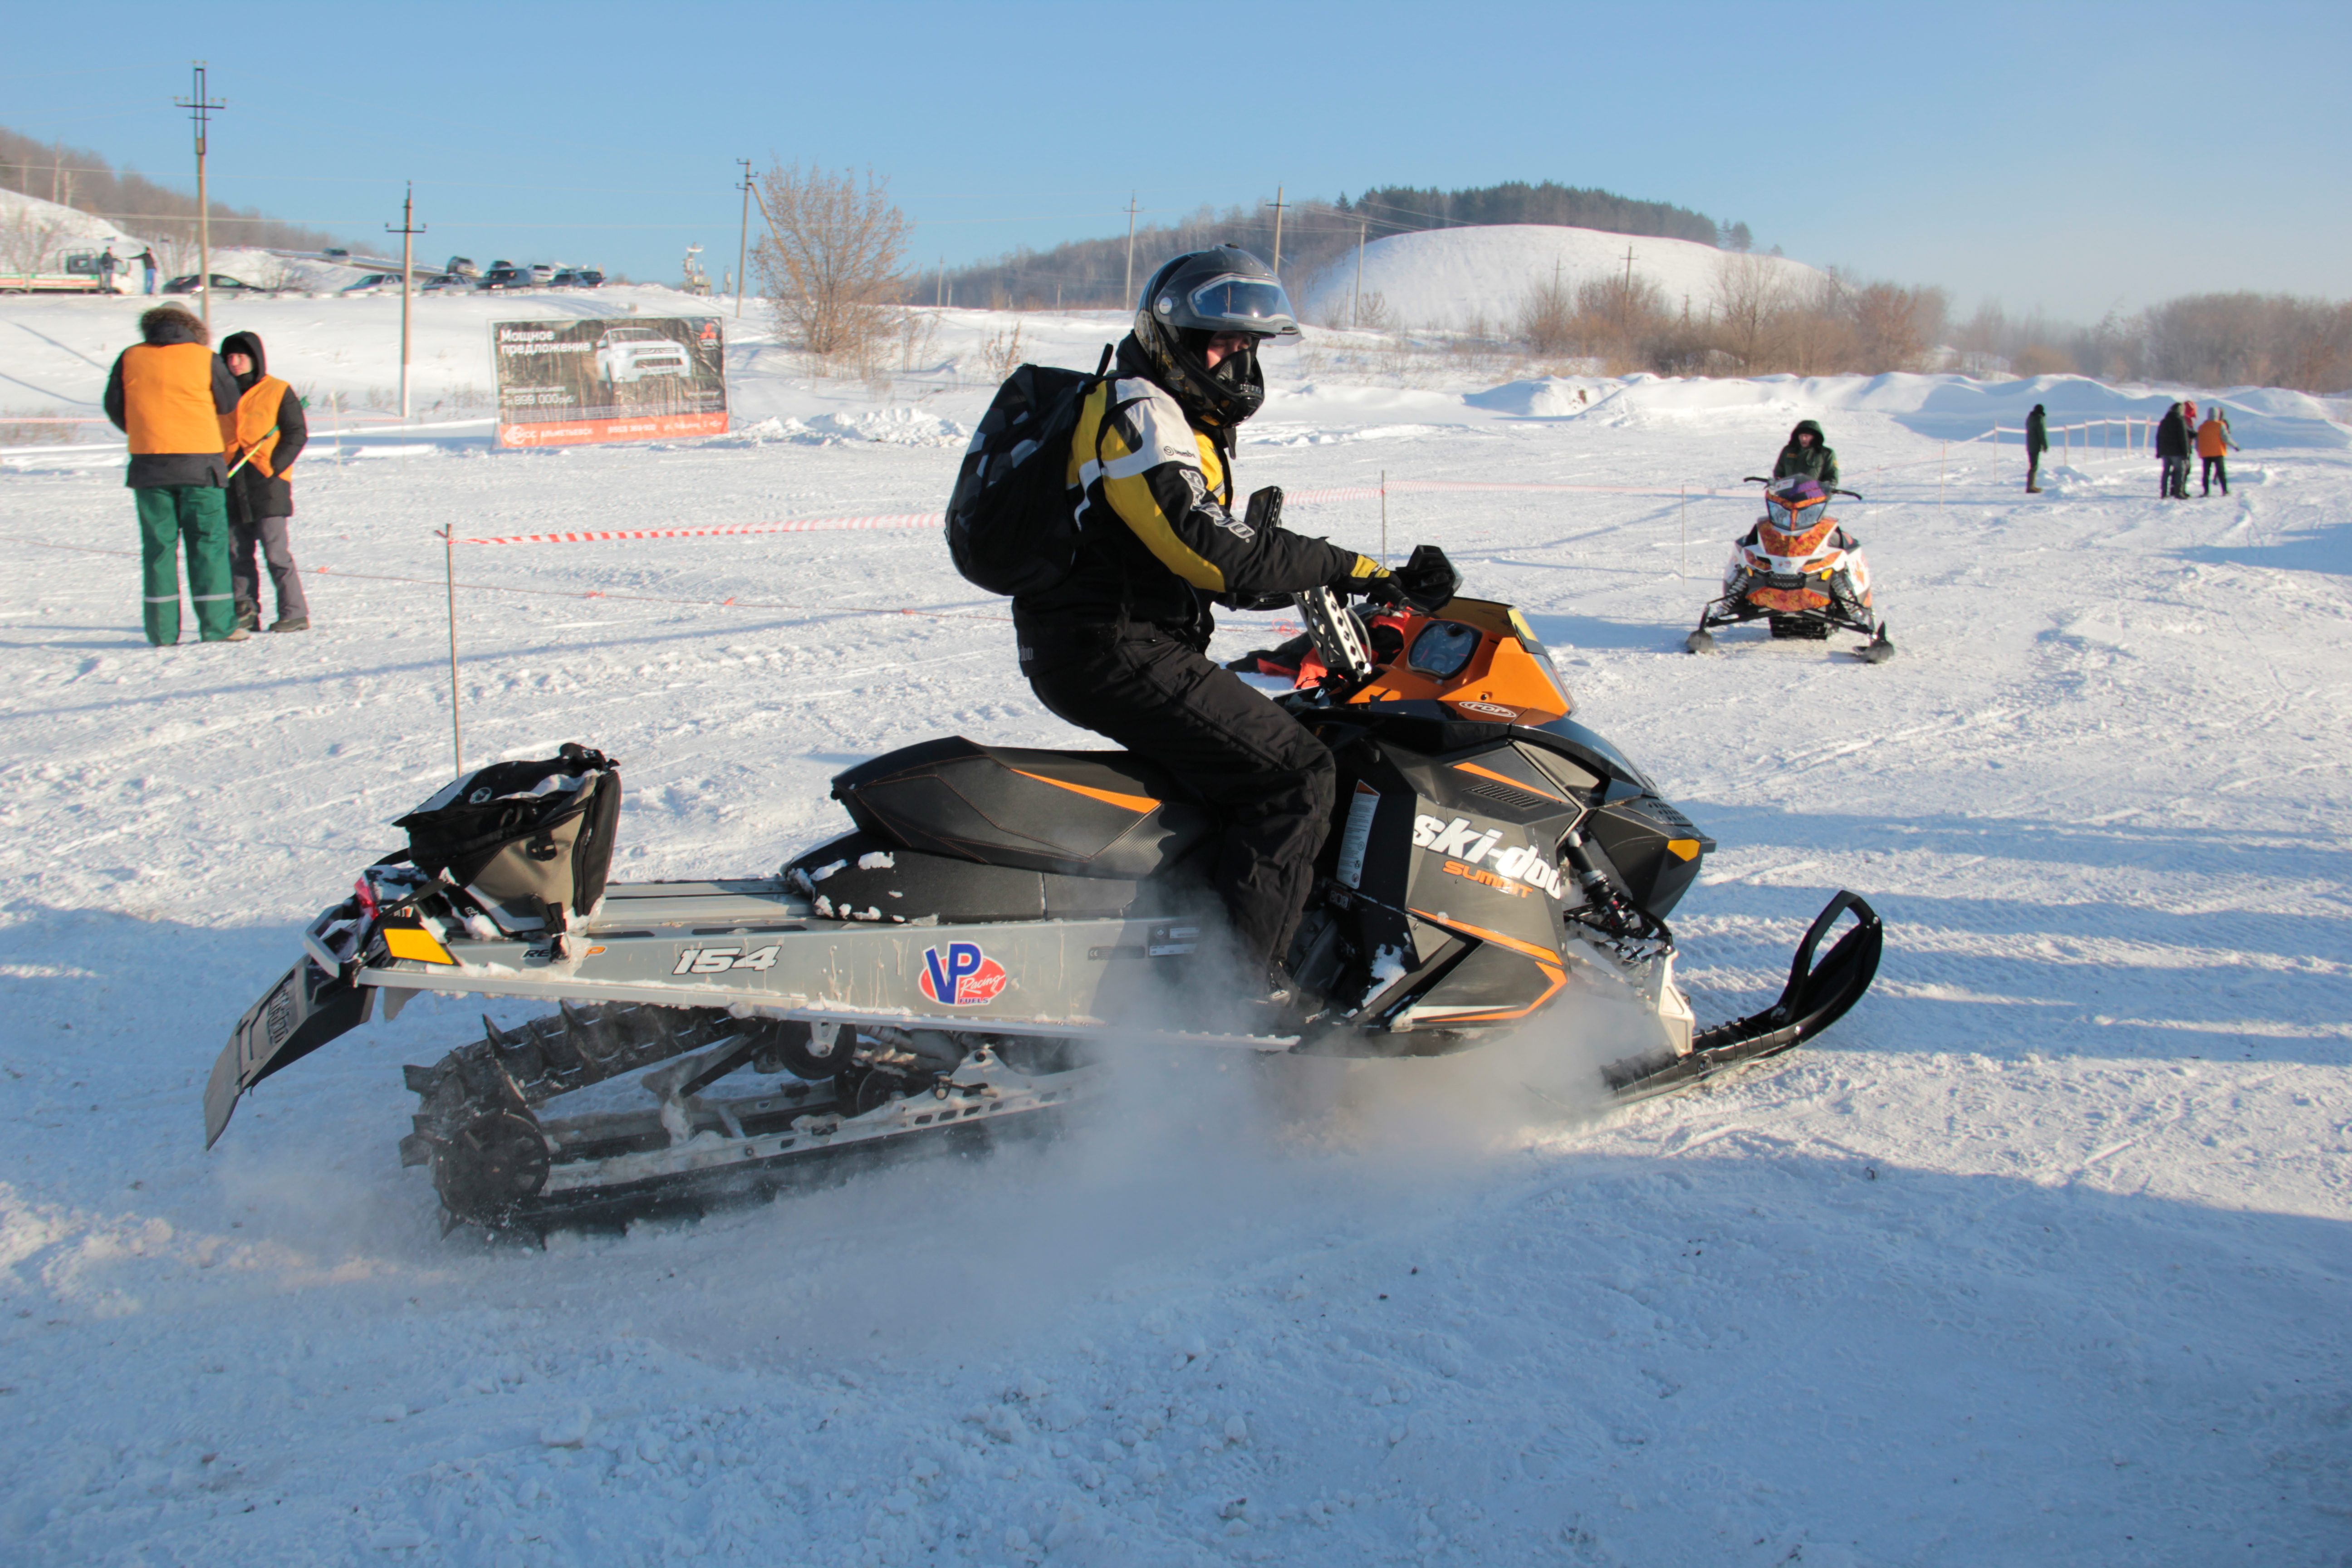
[393,743,621,933]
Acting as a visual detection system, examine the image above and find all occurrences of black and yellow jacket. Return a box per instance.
[1014,336,1376,648]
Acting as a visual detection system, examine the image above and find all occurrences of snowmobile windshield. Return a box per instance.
[1184,275,1301,338]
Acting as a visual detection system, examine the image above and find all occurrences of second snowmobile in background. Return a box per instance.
[1688,476,1894,662]
[204,560,1883,1235]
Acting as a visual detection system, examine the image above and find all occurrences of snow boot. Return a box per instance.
[270,615,309,633]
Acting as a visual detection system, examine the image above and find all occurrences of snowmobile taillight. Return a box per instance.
[353,877,381,921]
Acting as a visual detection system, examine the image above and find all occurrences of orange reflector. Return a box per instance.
[382,926,456,965]
[1666,839,1702,861]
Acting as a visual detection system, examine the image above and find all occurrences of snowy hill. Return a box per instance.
[0,186,142,268]
[1295,223,1824,332]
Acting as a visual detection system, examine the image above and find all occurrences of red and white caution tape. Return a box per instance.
[460,513,936,546]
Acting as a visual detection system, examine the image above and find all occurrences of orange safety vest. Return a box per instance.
[120,342,231,455]
[2195,418,2229,458]
[227,375,292,479]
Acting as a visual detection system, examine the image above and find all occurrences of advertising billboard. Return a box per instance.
[490,316,728,447]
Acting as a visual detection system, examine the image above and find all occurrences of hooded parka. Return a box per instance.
[219,331,308,521]
[101,307,243,642]
[1773,420,1840,490]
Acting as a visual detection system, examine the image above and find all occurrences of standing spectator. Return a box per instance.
[96,249,118,295]
[101,305,248,645]
[2024,403,2049,493]
[1773,419,1841,489]
[219,330,310,632]
[2154,402,2192,500]
[137,247,158,295]
[2196,406,2239,497]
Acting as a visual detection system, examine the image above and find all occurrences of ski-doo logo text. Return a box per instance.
[919,942,1009,1006]
[669,945,780,975]
[1411,815,1567,899]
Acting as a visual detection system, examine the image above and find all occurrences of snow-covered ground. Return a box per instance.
[1294,224,1824,333]
[3,292,2350,1565]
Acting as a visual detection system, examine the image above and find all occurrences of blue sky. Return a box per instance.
[8,0,2344,321]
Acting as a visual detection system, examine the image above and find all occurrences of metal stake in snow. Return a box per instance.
[1380,470,1388,568]
[1940,443,1949,517]
[1681,485,1688,581]
[441,527,461,775]
[387,184,424,421]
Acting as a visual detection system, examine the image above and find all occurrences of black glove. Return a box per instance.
[1365,544,1460,615]
[1241,485,1282,536]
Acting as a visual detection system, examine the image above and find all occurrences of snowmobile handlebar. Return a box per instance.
[1742,476,1863,502]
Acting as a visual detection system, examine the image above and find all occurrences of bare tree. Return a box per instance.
[1710,252,1792,373]
[1517,271,1576,355]
[750,162,913,371]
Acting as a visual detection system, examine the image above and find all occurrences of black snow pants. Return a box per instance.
[1020,624,1336,977]
[2201,456,2228,495]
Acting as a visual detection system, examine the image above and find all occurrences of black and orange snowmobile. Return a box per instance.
[205,552,1882,1233]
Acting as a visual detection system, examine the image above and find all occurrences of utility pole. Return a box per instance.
[387,183,424,421]
[936,255,944,309]
[1352,220,1367,329]
[1270,185,1287,272]
[734,158,751,319]
[174,63,225,337]
[1122,192,1138,305]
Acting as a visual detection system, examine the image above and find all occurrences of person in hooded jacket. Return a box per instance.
[2024,404,2049,493]
[1773,420,1840,490]
[2196,405,2239,496]
[2154,402,2191,499]
[1013,246,1457,1010]
[218,329,310,631]
[102,304,246,644]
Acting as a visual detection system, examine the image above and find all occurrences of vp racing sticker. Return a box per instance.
[919,941,1009,1006]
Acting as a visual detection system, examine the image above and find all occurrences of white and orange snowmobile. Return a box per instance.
[1687,476,1894,662]
[204,560,1882,1235]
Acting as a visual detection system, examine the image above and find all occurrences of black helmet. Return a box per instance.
[1132,245,1300,424]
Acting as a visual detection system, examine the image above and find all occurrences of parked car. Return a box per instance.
[594,325,691,383]
[443,255,480,279]
[526,263,555,285]
[338,272,407,294]
[323,247,350,260]
[161,274,273,295]
[478,263,528,290]
[551,267,605,289]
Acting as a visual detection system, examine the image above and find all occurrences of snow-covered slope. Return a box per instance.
[1296,224,1824,333]
[3,295,2350,1564]
[0,187,142,267]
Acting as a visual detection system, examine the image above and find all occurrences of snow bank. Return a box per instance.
[1295,224,1823,333]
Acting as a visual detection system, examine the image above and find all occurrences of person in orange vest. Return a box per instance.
[101,305,247,645]
[2195,405,2239,497]
[219,330,310,631]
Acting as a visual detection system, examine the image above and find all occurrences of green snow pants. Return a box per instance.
[134,485,236,645]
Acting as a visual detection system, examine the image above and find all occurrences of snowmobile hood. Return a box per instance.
[220,330,267,382]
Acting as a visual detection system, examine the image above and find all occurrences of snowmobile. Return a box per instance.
[204,562,1882,1234]
[1687,476,1894,662]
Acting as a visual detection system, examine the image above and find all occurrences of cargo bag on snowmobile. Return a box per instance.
[391,743,621,933]
[944,347,1114,597]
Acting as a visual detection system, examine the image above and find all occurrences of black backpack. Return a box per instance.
[945,346,1117,597]
[392,743,621,934]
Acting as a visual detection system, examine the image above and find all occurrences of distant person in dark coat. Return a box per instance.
[101,304,248,644]
[96,249,118,295]
[219,329,311,631]
[2025,404,2049,493]
[1773,419,1840,490]
[2196,407,2239,497]
[138,247,157,295]
[2154,403,2191,500]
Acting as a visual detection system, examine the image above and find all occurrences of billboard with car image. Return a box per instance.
[490,315,727,447]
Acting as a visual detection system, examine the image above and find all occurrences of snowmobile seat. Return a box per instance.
[830,737,1213,880]
[784,832,1166,924]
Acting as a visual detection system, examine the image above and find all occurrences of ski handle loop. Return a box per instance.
[1774,889,1877,1021]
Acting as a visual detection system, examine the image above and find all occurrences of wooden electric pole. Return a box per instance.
[734,158,751,319]
[1352,220,1366,329]
[387,184,424,420]
[1123,192,1139,305]
[1270,185,1287,271]
[174,63,225,336]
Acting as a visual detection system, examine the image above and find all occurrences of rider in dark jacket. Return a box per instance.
[2154,403,2191,499]
[1014,247,1454,1007]
[1773,419,1840,490]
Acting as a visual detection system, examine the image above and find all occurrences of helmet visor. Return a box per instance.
[1183,275,1301,338]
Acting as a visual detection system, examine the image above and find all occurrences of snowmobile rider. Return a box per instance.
[102,304,248,645]
[219,330,311,632]
[1013,246,1458,1008]
[1773,419,1840,491]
